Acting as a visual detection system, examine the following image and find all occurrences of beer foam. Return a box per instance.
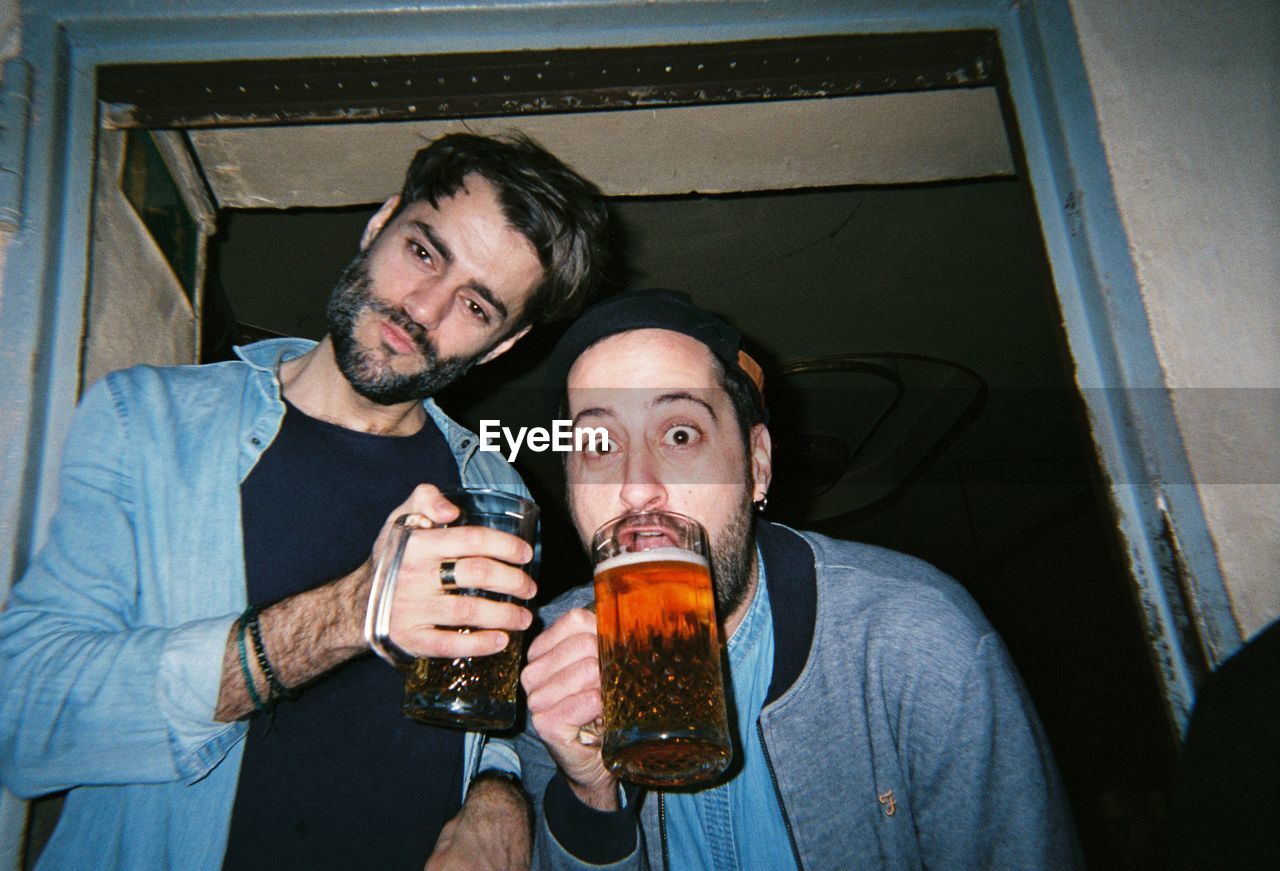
[594,546,709,575]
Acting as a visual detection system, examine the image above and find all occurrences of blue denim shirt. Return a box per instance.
[663,552,798,871]
[0,339,525,869]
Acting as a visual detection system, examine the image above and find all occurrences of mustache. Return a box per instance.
[370,298,434,359]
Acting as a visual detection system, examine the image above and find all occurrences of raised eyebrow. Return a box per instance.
[412,222,508,321]
[571,407,614,428]
[413,221,452,265]
[652,392,718,421]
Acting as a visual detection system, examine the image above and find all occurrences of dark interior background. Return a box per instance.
[204,177,1176,868]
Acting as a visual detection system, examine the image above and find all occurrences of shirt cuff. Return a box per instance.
[543,771,640,865]
[157,613,245,781]
[477,736,521,779]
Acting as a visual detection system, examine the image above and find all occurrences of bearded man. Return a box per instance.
[517,289,1082,870]
[0,133,607,871]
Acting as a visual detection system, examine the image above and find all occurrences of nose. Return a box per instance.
[402,283,450,331]
[618,446,667,514]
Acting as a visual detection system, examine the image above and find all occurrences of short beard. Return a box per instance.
[325,250,484,405]
[708,489,757,621]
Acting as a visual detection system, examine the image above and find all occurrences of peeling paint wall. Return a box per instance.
[1069,0,1280,638]
[81,132,204,390]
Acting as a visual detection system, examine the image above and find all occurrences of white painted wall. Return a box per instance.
[1070,0,1280,638]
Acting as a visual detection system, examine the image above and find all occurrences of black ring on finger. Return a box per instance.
[439,560,458,587]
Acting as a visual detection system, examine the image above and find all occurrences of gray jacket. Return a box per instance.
[516,521,1082,870]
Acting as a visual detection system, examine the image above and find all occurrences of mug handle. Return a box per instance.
[364,513,430,666]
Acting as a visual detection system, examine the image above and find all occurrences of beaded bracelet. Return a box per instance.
[235,616,268,714]
[241,605,294,703]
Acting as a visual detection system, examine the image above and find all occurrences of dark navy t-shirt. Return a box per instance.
[223,401,463,870]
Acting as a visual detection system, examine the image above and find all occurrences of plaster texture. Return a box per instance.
[190,89,1013,208]
[1070,0,1280,637]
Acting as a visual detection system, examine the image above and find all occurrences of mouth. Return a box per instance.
[616,521,680,551]
[378,317,426,357]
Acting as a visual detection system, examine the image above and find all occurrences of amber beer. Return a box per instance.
[399,605,523,730]
[592,514,732,787]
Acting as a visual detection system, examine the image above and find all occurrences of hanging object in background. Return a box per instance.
[768,353,986,524]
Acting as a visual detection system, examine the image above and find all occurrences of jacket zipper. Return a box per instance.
[656,727,803,869]
[659,791,670,870]
[758,718,805,870]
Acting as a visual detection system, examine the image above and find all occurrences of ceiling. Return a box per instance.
[188,89,1013,206]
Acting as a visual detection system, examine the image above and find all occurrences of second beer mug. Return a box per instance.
[365,488,538,731]
[592,510,732,787]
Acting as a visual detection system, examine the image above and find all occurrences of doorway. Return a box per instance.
[205,180,1176,871]
[165,36,1175,866]
[24,29,1178,871]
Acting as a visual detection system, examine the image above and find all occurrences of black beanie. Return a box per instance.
[544,288,766,422]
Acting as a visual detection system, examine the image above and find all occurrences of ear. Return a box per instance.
[477,323,533,365]
[360,195,401,250]
[749,423,773,502]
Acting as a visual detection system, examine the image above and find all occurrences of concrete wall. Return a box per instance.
[1069,0,1280,639]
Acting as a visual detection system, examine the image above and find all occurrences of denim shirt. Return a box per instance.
[0,339,525,869]
[663,552,798,871]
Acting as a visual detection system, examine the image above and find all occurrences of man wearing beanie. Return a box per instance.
[517,289,1081,870]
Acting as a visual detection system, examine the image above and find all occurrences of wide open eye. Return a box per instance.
[661,425,701,448]
[586,435,616,455]
[580,432,619,458]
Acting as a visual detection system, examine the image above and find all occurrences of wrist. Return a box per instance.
[544,771,638,865]
[567,772,621,812]
[257,570,371,686]
[326,562,377,654]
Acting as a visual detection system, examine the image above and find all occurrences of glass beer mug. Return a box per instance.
[365,488,538,730]
[591,509,732,786]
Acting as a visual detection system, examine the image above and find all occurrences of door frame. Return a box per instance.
[0,0,1241,864]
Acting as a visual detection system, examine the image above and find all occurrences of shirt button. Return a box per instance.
[460,439,471,448]
[250,437,261,446]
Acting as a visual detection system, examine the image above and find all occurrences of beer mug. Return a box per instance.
[365,488,538,730]
[591,510,732,786]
